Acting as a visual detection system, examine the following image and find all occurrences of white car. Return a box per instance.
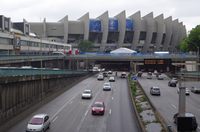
[103,82,111,91]
[82,89,92,99]
[108,71,112,74]
[177,88,190,95]
[109,76,115,82]
[157,74,164,80]
[97,74,104,80]
[26,114,50,132]
[191,87,200,93]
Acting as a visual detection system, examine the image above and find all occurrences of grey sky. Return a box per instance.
[0,0,199,31]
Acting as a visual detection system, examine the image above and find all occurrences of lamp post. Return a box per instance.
[197,46,199,81]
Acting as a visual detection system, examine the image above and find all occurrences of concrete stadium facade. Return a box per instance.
[28,11,186,53]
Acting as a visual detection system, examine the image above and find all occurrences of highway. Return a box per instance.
[7,73,140,132]
[138,73,200,132]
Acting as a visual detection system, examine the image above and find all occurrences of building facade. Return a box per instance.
[1,11,187,53]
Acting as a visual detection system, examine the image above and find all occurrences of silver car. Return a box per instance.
[26,114,50,132]
[191,86,200,93]
[103,82,111,91]
[82,89,92,99]
[150,86,161,96]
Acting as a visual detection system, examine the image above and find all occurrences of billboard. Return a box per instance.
[89,19,101,32]
[126,19,134,31]
[108,19,118,32]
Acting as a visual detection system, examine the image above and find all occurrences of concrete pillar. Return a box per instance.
[178,74,186,116]
[97,11,109,51]
[178,87,186,116]
[76,60,79,70]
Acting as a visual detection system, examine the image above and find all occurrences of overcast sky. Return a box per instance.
[0,0,199,31]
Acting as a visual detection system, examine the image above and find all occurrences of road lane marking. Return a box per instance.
[109,109,112,115]
[171,104,177,109]
[51,93,78,120]
[52,116,58,123]
[198,126,200,130]
[112,97,114,100]
[77,88,102,131]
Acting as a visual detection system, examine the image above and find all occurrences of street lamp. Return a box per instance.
[197,46,199,81]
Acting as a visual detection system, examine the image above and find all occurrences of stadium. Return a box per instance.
[0,11,186,54]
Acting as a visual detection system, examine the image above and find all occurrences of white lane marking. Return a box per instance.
[112,97,114,100]
[198,126,200,130]
[171,104,177,109]
[69,100,73,104]
[51,93,78,120]
[77,88,102,131]
[52,116,58,123]
[109,109,112,115]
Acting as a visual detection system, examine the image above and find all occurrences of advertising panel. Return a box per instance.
[89,19,101,32]
[108,19,118,32]
[126,19,134,31]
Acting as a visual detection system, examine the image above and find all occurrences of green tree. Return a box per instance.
[179,38,189,52]
[187,25,200,53]
[78,40,94,52]
[179,25,200,53]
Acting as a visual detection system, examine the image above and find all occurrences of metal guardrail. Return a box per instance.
[0,68,88,77]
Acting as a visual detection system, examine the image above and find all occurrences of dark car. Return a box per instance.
[91,101,105,115]
[103,72,108,77]
[168,80,177,87]
[173,113,198,131]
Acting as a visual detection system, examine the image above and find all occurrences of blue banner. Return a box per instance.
[108,19,118,32]
[126,19,134,31]
[89,19,101,32]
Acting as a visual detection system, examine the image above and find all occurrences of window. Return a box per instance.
[139,31,146,41]
[44,116,49,122]
[0,37,12,45]
[151,32,157,44]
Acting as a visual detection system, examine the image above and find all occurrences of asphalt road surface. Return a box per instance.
[7,73,140,132]
[138,73,200,132]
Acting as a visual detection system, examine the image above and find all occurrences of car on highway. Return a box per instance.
[102,72,108,77]
[177,88,190,95]
[81,89,92,99]
[173,112,198,131]
[168,80,177,87]
[120,72,126,78]
[103,82,111,91]
[157,74,164,80]
[108,71,112,74]
[191,86,200,93]
[91,101,105,115]
[97,74,104,80]
[109,76,115,82]
[171,77,178,84]
[147,75,152,79]
[150,86,161,96]
[26,114,50,132]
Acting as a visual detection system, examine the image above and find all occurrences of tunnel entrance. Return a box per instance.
[96,61,130,71]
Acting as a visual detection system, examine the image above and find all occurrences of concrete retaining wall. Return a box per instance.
[0,74,88,126]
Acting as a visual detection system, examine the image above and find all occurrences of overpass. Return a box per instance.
[0,53,198,72]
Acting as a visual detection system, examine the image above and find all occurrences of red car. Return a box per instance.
[91,101,105,115]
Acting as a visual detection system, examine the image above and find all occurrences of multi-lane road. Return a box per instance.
[138,73,200,132]
[7,73,140,132]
